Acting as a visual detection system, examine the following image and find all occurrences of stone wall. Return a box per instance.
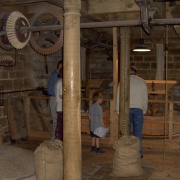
[0,32,180,143]
[91,48,113,80]
[0,44,62,143]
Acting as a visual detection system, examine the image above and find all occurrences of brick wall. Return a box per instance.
[131,39,180,81]
[131,54,180,81]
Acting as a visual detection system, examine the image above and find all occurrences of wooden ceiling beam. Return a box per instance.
[88,0,139,14]
[0,0,63,7]
[87,0,165,17]
[150,1,166,18]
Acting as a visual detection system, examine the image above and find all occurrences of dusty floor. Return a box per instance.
[14,140,180,180]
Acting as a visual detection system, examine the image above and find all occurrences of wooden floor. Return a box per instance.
[13,138,180,180]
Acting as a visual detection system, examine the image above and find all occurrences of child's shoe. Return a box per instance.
[96,148,105,154]
[91,146,97,153]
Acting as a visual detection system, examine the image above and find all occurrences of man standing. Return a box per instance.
[55,72,63,141]
[47,61,63,139]
[116,66,148,158]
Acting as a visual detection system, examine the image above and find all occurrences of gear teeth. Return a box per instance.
[6,11,31,49]
[0,12,14,51]
[0,54,14,66]
[30,9,63,55]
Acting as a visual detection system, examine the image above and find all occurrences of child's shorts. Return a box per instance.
[90,131,100,138]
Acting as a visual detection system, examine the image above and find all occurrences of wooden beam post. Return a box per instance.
[119,27,131,137]
[25,96,30,137]
[110,27,119,143]
[63,1,81,180]
[85,49,91,98]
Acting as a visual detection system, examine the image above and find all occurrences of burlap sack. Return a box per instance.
[111,136,143,177]
[34,139,63,180]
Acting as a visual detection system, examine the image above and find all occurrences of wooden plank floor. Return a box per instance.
[13,139,180,179]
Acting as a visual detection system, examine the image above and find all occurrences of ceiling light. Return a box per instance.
[133,39,151,52]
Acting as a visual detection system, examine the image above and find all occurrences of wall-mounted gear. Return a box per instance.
[0,13,14,51]
[0,55,14,66]
[6,11,31,49]
[30,9,64,55]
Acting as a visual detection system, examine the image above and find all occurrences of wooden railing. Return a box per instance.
[145,100,180,141]
[25,96,51,140]
[25,95,180,143]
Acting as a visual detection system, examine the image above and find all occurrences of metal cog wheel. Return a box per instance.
[0,13,14,51]
[6,11,31,49]
[30,9,64,55]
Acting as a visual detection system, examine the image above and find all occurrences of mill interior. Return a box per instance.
[0,0,180,179]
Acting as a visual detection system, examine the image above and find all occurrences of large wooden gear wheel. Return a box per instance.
[0,13,14,51]
[6,11,31,49]
[30,9,64,55]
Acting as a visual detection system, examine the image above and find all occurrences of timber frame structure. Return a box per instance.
[1,0,180,179]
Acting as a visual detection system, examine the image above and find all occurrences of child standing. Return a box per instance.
[89,91,105,154]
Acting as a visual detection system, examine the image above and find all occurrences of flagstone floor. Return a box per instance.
[14,140,180,180]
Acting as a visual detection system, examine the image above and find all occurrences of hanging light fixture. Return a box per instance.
[133,39,151,52]
[133,28,151,52]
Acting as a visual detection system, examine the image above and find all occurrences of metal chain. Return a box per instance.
[122,26,127,137]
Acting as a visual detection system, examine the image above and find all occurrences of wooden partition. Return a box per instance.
[25,95,119,144]
[25,96,51,140]
[25,95,180,144]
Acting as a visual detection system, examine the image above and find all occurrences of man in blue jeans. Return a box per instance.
[116,66,148,158]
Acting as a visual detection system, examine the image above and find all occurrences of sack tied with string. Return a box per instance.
[34,139,63,180]
[111,136,143,177]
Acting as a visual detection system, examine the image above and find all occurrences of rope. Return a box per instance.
[123,26,127,137]
[122,13,128,137]
[163,25,169,163]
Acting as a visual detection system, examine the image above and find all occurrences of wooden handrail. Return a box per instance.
[81,97,112,101]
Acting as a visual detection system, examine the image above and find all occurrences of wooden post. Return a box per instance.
[85,49,91,98]
[63,1,81,180]
[25,96,30,137]
[110,27,119,143]
[119,27,131,137]
[169,102,173,141]
[85,49,92,107]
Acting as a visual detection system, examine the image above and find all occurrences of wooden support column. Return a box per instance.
[85,49,92,107]
[25,97,30,137]
[110,27,119,143]
[119,27,131,137]
[85,49,91,98]
[63,1,81,180]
